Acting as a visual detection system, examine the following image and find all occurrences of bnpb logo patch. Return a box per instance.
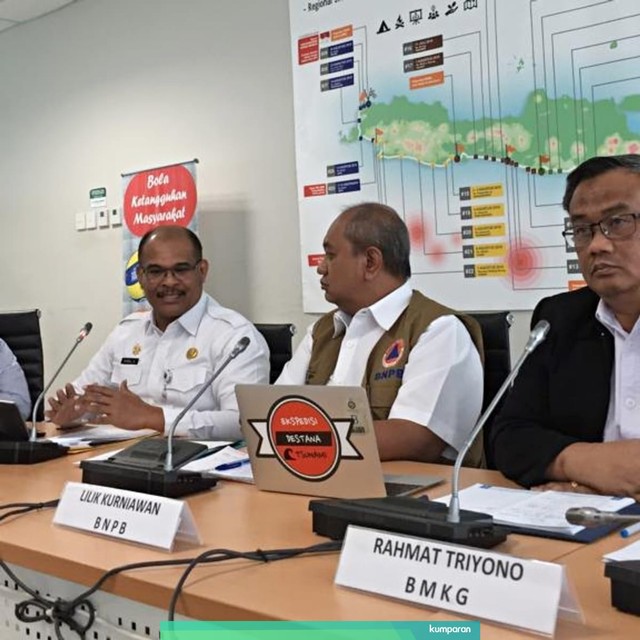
[382,339,405,368]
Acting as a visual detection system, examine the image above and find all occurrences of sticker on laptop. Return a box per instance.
[247,395,362,481]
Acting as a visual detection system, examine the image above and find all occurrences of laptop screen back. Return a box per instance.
[236,384,388,498]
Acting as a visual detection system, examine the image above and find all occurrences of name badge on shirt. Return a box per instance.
[120,357,139,365]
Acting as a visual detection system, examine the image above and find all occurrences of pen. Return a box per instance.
[620,522,640,538]
[214,458,251,472]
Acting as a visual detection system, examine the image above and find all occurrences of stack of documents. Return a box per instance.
[48,424,158,450]
[434,484,634,535]
[604,541,640,562]
[182,446,253,483]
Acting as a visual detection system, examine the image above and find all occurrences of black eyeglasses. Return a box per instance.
[140,260,202,283]
[562,213,640,250]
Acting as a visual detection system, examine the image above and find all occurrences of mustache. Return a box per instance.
[156,288,185,296]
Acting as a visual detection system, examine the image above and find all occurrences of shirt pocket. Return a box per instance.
[167,365,209,393]
[110,364,143,387]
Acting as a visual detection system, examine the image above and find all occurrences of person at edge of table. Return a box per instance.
[0,338,31,419]
[276,202,485,465]
[46,224,269,440]
[490,154,640,500]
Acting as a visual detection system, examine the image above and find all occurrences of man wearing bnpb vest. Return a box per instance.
[276,203,484,465]
[46,225,270,439]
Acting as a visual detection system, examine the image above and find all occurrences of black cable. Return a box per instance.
[0,560,93,640]
[0,500,59,523]
[0,539,342,640]
[167,540,342,620]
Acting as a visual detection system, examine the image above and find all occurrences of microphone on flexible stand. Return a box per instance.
[81,336,251,498]
[0,322,93,464]
[566,507,640,528]
[309,320,551,549]
[30,322,93,441]
[447,319,551,525]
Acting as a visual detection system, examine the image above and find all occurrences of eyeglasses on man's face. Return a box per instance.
[139,260,202,283]
[562,213,640,250]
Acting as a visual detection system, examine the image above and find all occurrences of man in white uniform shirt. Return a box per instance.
[277,203,484,464]
[47,225,269,439]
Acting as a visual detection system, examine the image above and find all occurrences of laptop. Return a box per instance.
[0,400,29,441]
[235,384,443,499]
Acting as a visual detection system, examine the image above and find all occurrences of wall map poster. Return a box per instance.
[289,0,640,311]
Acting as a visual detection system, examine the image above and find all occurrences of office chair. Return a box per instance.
[254,323,296,383]
[468,311,513,469]
[0,309,45,420]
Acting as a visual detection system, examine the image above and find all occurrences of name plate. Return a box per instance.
[335,526,579,636]
[54,482,200,551]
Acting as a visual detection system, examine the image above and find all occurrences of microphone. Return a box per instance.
[165,336,250,471]
[448,319,551,524]
[0,322,93,465]
[30,322,93,441]
[81,336,252,498]
[309,320,552,549]
[566,507,640,528]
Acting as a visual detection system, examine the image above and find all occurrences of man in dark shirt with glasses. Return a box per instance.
[47,225,269,439]
[490,154,640,501]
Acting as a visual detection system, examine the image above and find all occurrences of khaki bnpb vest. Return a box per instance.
[306,291,485,467]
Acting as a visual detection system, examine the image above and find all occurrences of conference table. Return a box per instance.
[0,444,638,639]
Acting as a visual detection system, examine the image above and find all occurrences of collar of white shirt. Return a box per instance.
[332,282,413,337]
[594,298,640,339]
[148,292,208,336]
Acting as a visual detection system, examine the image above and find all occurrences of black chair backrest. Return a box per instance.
[254,323,296,383]
[468,311,513,469]
[0,309,45,420]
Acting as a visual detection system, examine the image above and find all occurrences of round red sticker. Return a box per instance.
[267,397,340,480]
[123,165,197,237]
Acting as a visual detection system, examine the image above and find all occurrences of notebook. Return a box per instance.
[235,384,442,499]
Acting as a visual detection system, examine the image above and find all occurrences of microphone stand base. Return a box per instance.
[0,441,68,464]
[309,496,507,549]
[80,459,217,498]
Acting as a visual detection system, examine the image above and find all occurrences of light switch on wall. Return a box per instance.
[98,209,109,228]
[85,210,97,230]
[75,212,86,231]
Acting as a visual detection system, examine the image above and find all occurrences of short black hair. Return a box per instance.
[138,225,203,263]
[563,154,640,211]
[341,202,411,280]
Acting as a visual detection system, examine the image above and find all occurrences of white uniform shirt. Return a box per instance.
[276,283,483,460]
[73,293,270,439]
[596,300,640,441]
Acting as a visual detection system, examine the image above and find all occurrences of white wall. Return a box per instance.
[0,0,532,385]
